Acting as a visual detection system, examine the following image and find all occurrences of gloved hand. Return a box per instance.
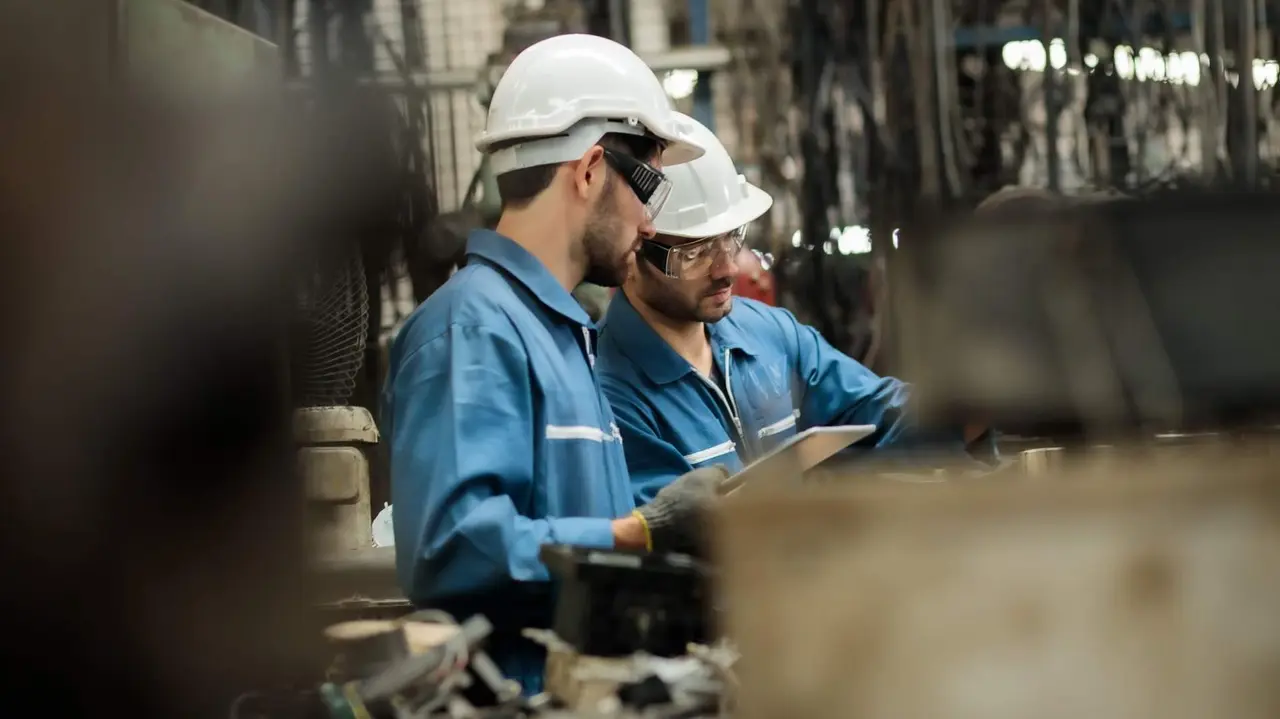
[634,465,730,553]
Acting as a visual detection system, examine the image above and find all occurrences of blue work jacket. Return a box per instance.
[382,230,633,693]
[597,293,970,504]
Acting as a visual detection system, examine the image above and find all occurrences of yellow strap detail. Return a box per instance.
[631,510,653,552]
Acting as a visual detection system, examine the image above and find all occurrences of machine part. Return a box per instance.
[466,651,524,706]
[311,546,402,607]
[319,681,368,719]
[358,614,491,702]
[324,617,473,697]
[540,545,712,658]
[294,406,381,444]
[318,615,494,719]
[537,633,738,715]
[299,406,379,555]
[717,446,1280,719]
[900,191,1280,436]
[325,621,412,680]
[616,675,672,709]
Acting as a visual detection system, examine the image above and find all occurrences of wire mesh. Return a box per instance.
[294,252,370,408]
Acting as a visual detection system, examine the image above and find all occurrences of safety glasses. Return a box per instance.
[639,226,749,280]
[601,147,672,221]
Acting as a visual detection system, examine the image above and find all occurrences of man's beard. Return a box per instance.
[642,273,735,324]
[690,278,735,323]
[697,279,735,322]
[581,182,633,288]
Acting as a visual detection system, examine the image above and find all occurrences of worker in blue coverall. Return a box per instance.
[381,37,729,694]
[597,114,992,503]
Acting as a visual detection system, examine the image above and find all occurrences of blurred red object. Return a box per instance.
[732,248,776,306]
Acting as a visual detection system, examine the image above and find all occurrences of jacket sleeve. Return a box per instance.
[772,306,956,450]
[602,382,695,506]
[386,323,615,604]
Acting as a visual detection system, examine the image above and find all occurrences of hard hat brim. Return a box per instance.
[659,137,706,167]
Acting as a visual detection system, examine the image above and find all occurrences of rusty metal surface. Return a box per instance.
[714,448,1280,719]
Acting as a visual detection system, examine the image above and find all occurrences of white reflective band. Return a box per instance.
[683,440,736,464]
[582,327,595,367]
[757,410,800,439]
[546,425,617,442]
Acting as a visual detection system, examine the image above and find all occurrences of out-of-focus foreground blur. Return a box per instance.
[2,0,1280,717]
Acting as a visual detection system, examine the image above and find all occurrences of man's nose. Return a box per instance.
[638,214,657,239]
[710,248,739,279]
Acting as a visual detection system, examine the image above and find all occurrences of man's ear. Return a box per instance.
[572,145,608,201]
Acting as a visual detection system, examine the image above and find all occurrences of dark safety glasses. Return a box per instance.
[639,226,749,281]
[601,147,672,221]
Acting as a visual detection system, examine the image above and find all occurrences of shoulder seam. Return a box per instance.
[396,319,526,369]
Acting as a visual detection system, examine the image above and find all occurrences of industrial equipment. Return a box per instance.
[318,614,524,719]
[715,444,1280,719]
[899,190,1280,438]
[541,545,713,659]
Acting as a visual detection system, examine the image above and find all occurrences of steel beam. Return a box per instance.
[287,44,733,92]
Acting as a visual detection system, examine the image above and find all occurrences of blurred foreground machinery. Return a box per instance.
[313,610,735,719]
[715,442,1280,719]
[697,191,1280,719]
[898,189,1280,438]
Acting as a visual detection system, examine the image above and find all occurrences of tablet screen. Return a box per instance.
[720,425,877,495]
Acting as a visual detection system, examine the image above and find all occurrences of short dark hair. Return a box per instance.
[494,131,662,210]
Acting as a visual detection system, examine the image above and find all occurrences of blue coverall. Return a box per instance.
[597,292,974,504]
[382,230,634,693]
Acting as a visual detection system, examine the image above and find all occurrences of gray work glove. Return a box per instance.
[635,465,730,554]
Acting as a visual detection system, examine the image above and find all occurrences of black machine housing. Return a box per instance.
[541,544,713,658]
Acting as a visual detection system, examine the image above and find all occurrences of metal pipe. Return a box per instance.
[1239,0,1259,185]
[931,0,962,197]
[608,0,629,45]
[1211,0,1229,178]
[1190,0,1216,180]
[909,0,940,199]
[688,0,715,131]
[1043,0,1062,192]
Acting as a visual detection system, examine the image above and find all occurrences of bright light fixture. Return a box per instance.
[791,225,882,255]
[662,69,699,100]
[1000,39,1279,90]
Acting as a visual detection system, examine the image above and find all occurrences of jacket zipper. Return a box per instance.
[698,347,748,459]
[581,326,595,368]
[581,326,622,507]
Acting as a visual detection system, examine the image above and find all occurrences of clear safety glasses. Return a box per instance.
[639,225,749,280]
[602,147,672,221]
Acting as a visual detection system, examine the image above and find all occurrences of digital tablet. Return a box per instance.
[719,424,877,495]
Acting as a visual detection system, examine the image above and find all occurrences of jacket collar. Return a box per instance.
[465,229,592,327]
[602,290,760,386]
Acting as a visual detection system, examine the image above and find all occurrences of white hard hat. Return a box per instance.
[653,113,773,239]
[476,34,705,175]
